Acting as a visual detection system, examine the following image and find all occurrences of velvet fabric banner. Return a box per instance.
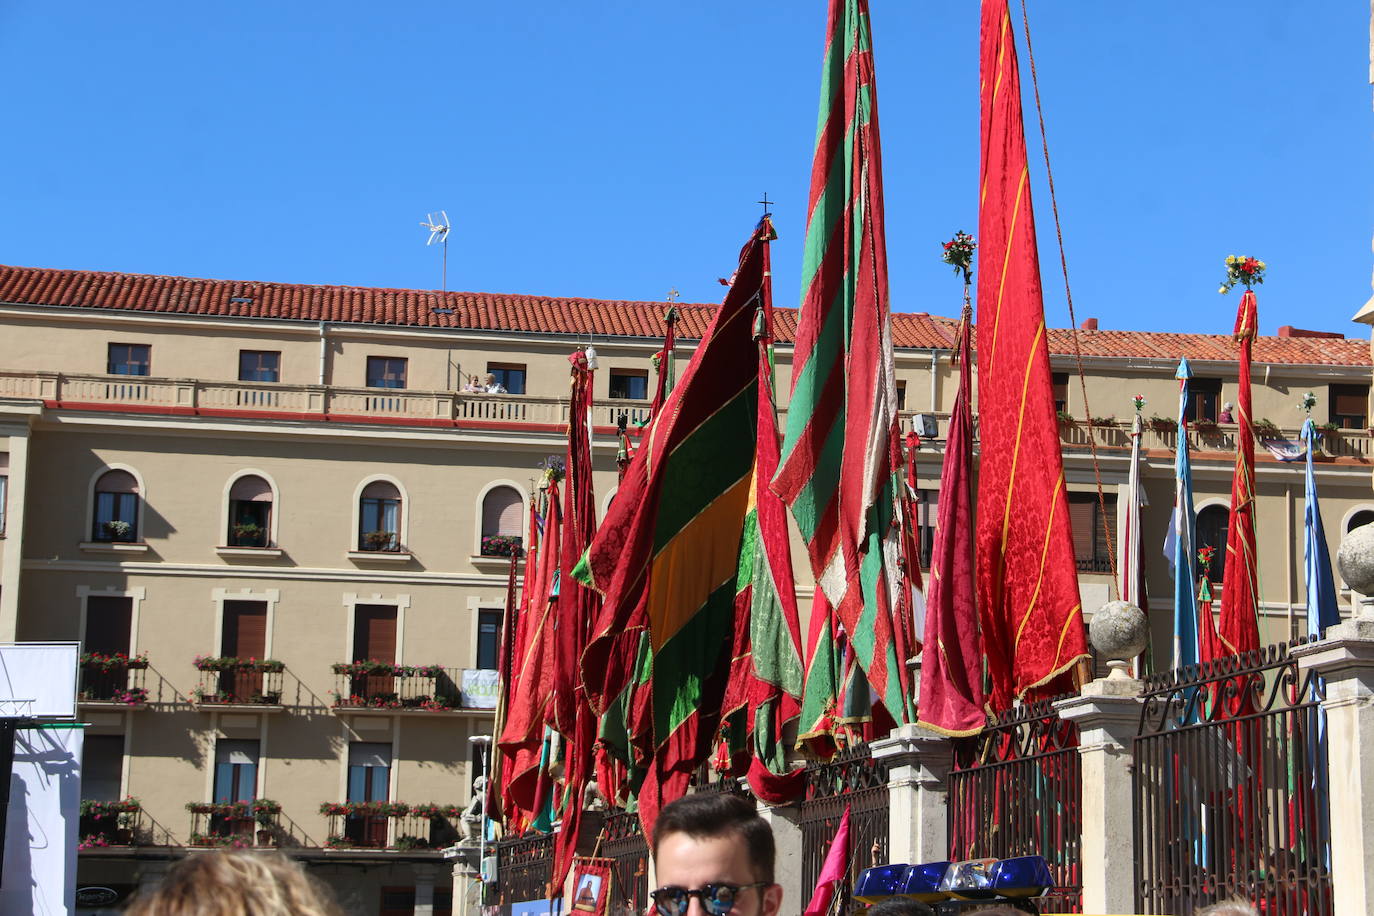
[1218,290,1261,657]
[974,0,1089,710]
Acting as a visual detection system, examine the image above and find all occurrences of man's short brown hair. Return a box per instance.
[651,793,775,884]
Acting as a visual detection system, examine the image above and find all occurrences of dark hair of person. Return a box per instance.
[866,898,938,916]
[651,793,775,884]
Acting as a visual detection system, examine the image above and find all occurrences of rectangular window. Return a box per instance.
[82,596,134,702]
[107,343,150,376]
[1186,377,1222,423]
[1051,372,1069,414]
[609,369,649,401]
[353,605,397,663]
[1068,492,1117,573]
[0,472,7,536]
[366,357,408,389]
[359,498,401,549]
[82,735,125,802]
[1331,384,1369,430]
[220,601,268,701]
[895,380,907,412]
[213,739,260,804]
[477,610,502,670]
[486,362,527,395]
[347,742,392,847]
[238,350,281,383]
[916,488,937,568]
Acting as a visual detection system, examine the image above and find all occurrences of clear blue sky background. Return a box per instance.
[0,2,1368,335]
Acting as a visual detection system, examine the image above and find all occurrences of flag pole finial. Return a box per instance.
[758,192,773,217]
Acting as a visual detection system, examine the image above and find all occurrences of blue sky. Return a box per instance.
[0,2,1368,335]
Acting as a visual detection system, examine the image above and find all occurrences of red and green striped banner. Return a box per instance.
[772,0,912,726]
[578,218,778,835]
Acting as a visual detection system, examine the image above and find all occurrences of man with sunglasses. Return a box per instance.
[650,793,784,916]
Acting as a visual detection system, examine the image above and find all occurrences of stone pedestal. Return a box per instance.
[870,724,952,865]
[756,801,803,909]
[1293,616,1374,916]
[449,859,480,916]
[1054,677,1143,916]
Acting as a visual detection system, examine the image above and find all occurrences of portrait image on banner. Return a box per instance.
[570,856,613,915]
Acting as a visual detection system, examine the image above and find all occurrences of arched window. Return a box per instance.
[1347,509,1374,534]
[228,475,273,548]
[359,481,402,552]
[93,470,140,542]
[480,486,524,557]
[1196,505,1230,583]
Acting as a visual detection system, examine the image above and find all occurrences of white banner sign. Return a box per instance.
[1,726,82,915]
[460,669,498,709]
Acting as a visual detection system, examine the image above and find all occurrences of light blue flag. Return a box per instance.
[1299,417,1335,870]
[1164,358,1199,669]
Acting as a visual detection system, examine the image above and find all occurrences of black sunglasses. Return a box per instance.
[650,882,770,916]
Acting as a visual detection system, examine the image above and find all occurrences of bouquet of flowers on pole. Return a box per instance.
[1218,255,1266,294]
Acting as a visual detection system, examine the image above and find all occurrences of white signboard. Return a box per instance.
[0,643,80,719]
[460,669,498,709]
[1,726,82,915]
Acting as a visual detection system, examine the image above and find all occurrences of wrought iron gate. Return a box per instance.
[798,744,889,913]
[600,809,650,916]
[947,699,1083,913]
[1133,640,1333,915]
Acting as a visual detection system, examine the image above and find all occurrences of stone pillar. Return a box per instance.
[414,864,437,916]
[450,859,479,916]
[1293,616,1374,916]
[0,423,32,641]
[870,724,952,865]
[756,801,803,908]
[1054,677,1143,916]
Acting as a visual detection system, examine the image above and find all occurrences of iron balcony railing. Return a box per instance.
[799,744,889,915]
[78,655,149,706]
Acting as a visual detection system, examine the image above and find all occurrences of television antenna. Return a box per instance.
[420,211,451,292]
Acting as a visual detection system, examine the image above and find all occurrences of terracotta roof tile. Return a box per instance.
[0,264,1367,367]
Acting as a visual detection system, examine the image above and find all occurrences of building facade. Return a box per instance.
[0,264,1370,912]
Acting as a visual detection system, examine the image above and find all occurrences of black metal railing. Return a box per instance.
[78,659,149,705]
[496,832,554,905]
[799,744,889,914]
[194,664,284,706]
[1133,639,1332,916]
[948,699,1082,913]
[330,665,463,711]
[601,809,650,916]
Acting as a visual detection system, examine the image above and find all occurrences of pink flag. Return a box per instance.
[804,805,851,916]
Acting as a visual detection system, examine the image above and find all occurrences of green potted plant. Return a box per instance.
[361,530,396,551]
[231,521,266,547]
[101,519,133,542]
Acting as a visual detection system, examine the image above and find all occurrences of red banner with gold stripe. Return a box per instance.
[974,0,1089,710]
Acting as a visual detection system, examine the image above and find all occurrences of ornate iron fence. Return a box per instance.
[495,832,554,906]
[799,744,889,913]
[600,809,650,916]
[948,699,1083,913]
[1133,639,1332,916]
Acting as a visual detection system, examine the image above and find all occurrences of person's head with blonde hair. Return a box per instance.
[126,849,340,916]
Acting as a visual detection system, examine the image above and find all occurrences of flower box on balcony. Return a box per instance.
[186,799,281,824]
[193,656,285,673]
[80,652,149,672]
[360,530,401,552]
[79,797,143,850]
[189,831,253,848]
[320,801,411,818]
[480,535,523,558]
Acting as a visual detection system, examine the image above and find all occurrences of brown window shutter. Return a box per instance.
[354,605,397,662]
[1067,496,1095,561]
[85,597,133,655]
[222,601,268,658]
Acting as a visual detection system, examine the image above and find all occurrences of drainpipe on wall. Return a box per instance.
[318,321,328,386]
[929,349,939,412]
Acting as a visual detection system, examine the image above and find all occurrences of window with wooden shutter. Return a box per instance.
[353,605,397,663]
[82,735,125,802]
[1330,384,1369,430]
[1067,493,1116,573]
[222,601,267,658]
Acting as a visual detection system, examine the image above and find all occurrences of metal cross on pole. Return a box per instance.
[758,192,773,216]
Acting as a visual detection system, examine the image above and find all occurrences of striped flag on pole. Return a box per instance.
[974,0,1089,709]
[772,0,913,725]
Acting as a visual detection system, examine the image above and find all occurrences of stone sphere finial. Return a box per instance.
[1089,600,1149,680]
[1338,523,1374,597]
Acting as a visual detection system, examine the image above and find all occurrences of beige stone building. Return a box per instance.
[0,264,1370,913]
